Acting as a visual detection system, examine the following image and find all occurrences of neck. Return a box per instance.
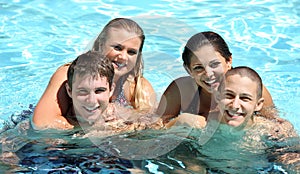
[113,70,135,84]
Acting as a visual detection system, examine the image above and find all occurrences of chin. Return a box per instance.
[198,83,212,93]
[226,120,241,127]
[115,69,128,76]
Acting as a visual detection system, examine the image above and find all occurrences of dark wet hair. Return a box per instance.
[67,51,114,90]
[182,31,232,68]
[221,66,263,98]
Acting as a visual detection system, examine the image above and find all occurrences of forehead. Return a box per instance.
[107,28,141,46]
[73,74,108,87]
[224,74,258,96]
[190,45,226,65]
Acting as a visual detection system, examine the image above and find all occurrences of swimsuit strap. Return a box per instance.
[113,77,130,107]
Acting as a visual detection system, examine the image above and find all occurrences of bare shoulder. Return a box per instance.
[165,76,197,94]
[140,76,155,92]
[174,76,196,86]
[32,63,72,130]
[262,84,274,107]
[157,76,198,121]
[50,64,70,83]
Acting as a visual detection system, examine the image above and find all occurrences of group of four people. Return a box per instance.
[29,18,299,172]
[31,17,296,137]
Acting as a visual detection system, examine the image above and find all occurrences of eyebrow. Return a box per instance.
[192,58,219,65]
[110,43,124,47]
[224,89,254,98]
[209,59,221,63]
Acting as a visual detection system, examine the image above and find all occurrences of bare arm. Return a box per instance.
[156,79,182,123]
[260,85,277,119]
[262,85,274,108]
[32,64,74,130]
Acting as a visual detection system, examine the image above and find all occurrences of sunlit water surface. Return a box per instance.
[0,0,299,173]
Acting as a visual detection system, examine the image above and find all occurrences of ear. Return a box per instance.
[183,63,192,75]
[109,83,115,98]
[254,97,264,112]
[65,83,72,98]
[227,56,233,69]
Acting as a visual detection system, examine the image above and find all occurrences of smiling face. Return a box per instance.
[218,74,264,127]
[187,45,231,93]
[103,28,141,79]
[68,74,112,125]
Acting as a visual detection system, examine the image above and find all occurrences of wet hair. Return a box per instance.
[182,31,232,68]
[92,18,150,110]
[67,51,114,90]
[221,66,263,99]
[92,18,145,77]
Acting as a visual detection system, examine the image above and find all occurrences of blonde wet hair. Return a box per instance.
[92,18,150,110]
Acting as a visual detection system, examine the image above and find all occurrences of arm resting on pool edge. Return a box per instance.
[32,64,74,130]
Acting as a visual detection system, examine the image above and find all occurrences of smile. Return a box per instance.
[113,61,127,69]
[83,106,100,112]
[204,78,217,85]
[225,110,244,118]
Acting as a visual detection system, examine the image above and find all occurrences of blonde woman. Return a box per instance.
[32,18,155,130]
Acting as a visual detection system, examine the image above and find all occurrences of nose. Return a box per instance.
[117,50,127,60]
[86,92,96,104]
[205,66,214,77]
[232,96,240,109]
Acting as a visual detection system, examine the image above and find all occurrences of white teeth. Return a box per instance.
[227,110,242,117]
[205,79,216,84]
[114,62,126,68]
[85,106,99,112]
[228,111,236,116]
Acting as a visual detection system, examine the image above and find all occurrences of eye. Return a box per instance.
[112,45,123,51]
[224,92,235,99]
[240,96,252,102]
[192,65,204,72]
[209,61,221,68]
[95,87,107,94]
[77,89,88,95]
[127,49,137,56]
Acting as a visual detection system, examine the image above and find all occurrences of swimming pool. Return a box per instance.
[1,0,299,173]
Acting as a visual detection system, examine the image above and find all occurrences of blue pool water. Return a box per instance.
[1,0,300,173]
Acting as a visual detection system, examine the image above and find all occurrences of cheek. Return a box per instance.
[105,49,117,59]
[214,67,226,76]
[76,96,91,104]
[127,56,138,68]
[97,92,110,101]
[191,73,203,83]
[190,70,204,78]
[129,55,138,63]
